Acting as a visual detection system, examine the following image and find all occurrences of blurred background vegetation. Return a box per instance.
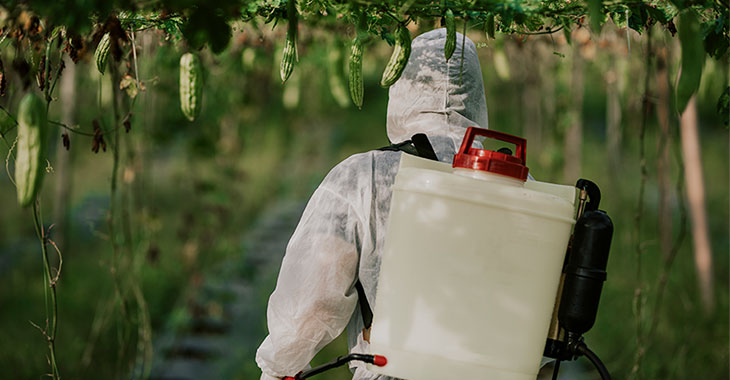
[0,2,728,380]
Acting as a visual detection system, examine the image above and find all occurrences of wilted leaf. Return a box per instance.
[61,132,70,150]
[123,113,132,133]
[119,74,138,99]
[0,57,5,97]
[91,119,106,153]
[666,20,677,36]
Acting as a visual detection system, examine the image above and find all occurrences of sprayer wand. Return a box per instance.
[282,353,388,380]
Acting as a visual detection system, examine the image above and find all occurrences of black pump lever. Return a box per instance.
[576,179,601,212]
[549,179,613,380]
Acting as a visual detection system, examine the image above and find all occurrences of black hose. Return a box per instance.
[576,343,611,380]
[551,359,561,380]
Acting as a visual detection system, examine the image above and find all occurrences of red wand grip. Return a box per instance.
[372,355,388,367]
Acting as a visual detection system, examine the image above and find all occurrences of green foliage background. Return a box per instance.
[0,1,728,380]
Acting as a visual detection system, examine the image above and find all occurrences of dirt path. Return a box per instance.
[147,201,306,380]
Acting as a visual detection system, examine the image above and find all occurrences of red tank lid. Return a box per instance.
[452,127,529,181]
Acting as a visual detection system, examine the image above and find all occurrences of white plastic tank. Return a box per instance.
[368,127,577,380]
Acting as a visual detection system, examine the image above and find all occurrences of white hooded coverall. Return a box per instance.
[256,28,489,380]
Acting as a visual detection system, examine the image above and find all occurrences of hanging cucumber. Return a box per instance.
[179,52,203,122]
[95,33,111,75]
[280,0,298,83]
[15,93,48,207]
[349,37,364,109]
[444,9,456,61]
[380,26,411,88]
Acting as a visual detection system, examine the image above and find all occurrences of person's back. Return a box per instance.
[256,28,489,380]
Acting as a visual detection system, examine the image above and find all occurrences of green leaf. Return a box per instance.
[676,11,706,114]
[513,10,527,26]
[380,28,395,46]
[182,6,232,54]
[0,108,15,137]
[718,87,729,127]
[669,0,689,11]
[611,9,628,29]
[628,4,648,33]
[500,12,514,31]
[562,20,572,44]
[524,15,543,31]
[486,13,495,39]
[588,0,603,34]
[646,5,670,24]
[703,15,729,58]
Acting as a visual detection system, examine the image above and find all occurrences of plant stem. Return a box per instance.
[630,26,652,380]
[32,201,61,380]
[647,135,688,339]
[31,35,64,377]
[108,59,132,376]
[646,42,688,344]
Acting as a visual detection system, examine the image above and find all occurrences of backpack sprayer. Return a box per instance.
[284,128,613,380]
[543,179,613,380]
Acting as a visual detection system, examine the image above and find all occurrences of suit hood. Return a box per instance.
[386,28,488,161]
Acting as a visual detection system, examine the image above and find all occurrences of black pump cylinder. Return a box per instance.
[558,210,613,335]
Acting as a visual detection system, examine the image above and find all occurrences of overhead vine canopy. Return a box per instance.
[0,0,727,110]
[2,0,726,40]
[2,0,727,56]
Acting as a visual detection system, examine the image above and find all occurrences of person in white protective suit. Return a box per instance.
[256,28,489,380]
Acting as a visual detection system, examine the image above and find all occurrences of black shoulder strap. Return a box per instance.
[378,139,412,152]
[377,133,438,160]
[354,280,373,329]
[357,134,438,329]
[411,133,438,161]
[378,139,418,156]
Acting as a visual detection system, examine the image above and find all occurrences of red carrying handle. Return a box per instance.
[456,127,527,164]
[453,127,529,180]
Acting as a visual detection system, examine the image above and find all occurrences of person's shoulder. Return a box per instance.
[321,149,400,188]
[328,150,399,175]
